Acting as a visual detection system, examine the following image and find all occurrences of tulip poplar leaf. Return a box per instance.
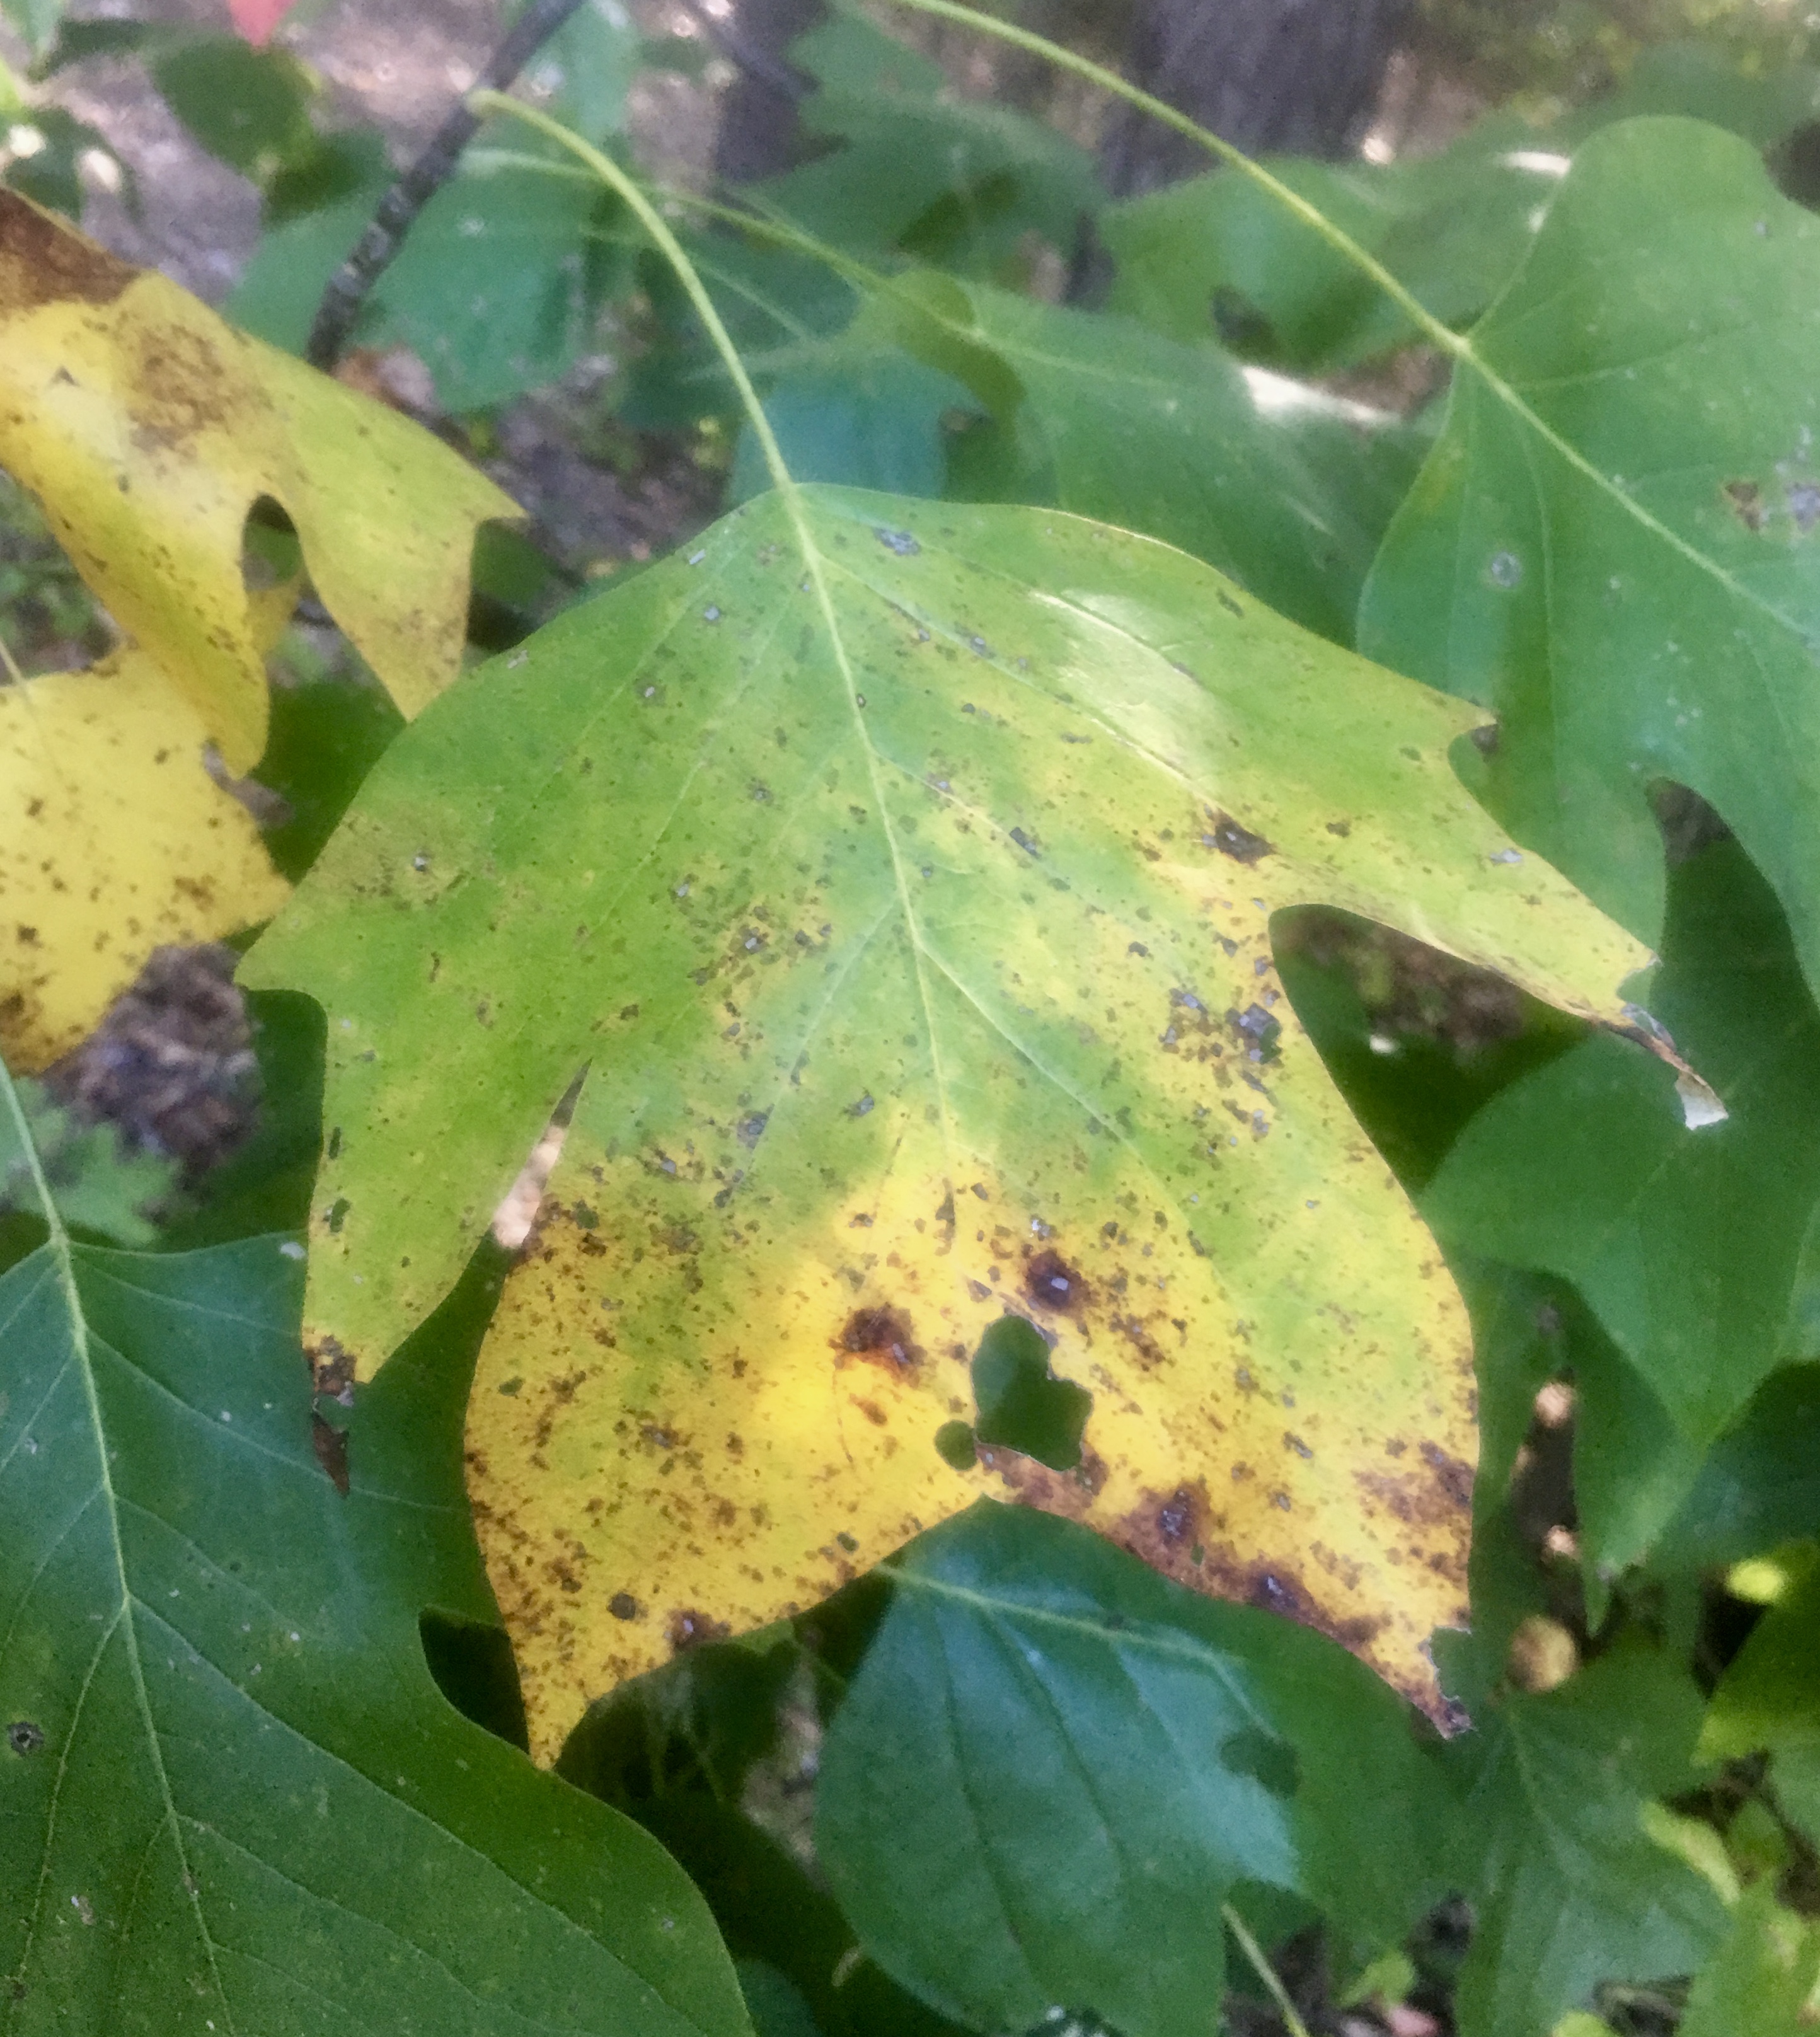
[245,486,1650,1760]
[0,189,519,773]
[0,649,290,1069]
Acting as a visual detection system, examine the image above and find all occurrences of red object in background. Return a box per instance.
[228,0,297,47]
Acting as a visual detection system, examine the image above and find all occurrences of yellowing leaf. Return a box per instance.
[1,649,289,1069]
[245,488,1651,1761]
[0,191,519,773]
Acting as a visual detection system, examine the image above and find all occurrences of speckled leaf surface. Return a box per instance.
[243,485,1648,1759]
[1360,117,1820,995]
[0,649,289,1069]
[0,1061,751,2037]
[0,190,517,772]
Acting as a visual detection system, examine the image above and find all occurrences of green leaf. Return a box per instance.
[752,10,1095,277]
[1678,1883,1820,2037]
[1652,1363,1820,1575]
[729,350,977,506]
[874,272,1425,644]
[518,0,640,144]
[1446,1644,1728,2037]
[1703,1555,1820,1765]
[232,144,626,409]
[1101,47,1820,374]
[0,1076,175,1244]
[814,1503,1449,2037]
[241,482,1647,1758]
[1425,841,1820,1566]
[0,1063,752,2036]
[1361,117,1820,991]
[149,33,320,183]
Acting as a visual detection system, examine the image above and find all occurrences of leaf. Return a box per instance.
[0,1065,753,2036]
[1678,1884,1820,2037]
[752,10,1096,275]
[1100,47,1820,373]
[0,190,518,771]
[0,1073,175,1242]
[1445,1643,1729,2037]
[1702,1553,1820,1766]
[814,1503,1452,2037]
[1359,117,1820,993]
[873,270,1427,643]
[1652,1363,1820,1575]
[1425,841,1820,1564]
[0,649,291,1070]
[242,483,1649,1757]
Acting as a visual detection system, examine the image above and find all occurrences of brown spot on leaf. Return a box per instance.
[0,190,136,316]
[669,1608,731,1653]
[1023,1247,1088,1314]
[1724,478,1765,531]
[308,1336,355,1399]
[1207,811,1274,863]
[310,1411,350,1497]
[834,1304,922,1377]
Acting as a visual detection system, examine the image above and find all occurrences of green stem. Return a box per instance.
[878,0,1471,368]
[1221,1902,1314,2037]
[466,91,798,500]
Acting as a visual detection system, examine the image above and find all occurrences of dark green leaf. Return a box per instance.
[1444,1643,1727,2037]
[0,1064,751,2035]
[1361,118,1820,988]
[877,272,1425,643]
[815,1503,1450,2037]
[1425,841,1820,1562]
[1652,1364,1820,1574]
[730,352,976,505]
[752,11,1095,277]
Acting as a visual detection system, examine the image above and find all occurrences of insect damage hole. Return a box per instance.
[970,1314,1091,1471]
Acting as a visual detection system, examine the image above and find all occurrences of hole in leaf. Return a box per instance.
[970,1315,1091,1471]
[419,1608,529,1751]
[1218,1727,1300,1799]
[241,494,301,593]
[934,1419,977,1470]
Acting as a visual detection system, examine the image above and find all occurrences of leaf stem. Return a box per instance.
[466,90,798,502]
[0,624,25,688]
[1221,1902,1314,2037]
[0,1051,59,1240]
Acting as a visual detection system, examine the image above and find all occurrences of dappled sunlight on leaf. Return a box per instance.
[0,189,520,773]
[245,485,1649,1758]
[0,649,289,1070]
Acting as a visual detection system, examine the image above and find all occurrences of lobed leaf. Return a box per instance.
[815,1504,1451,2037]
[1443,1642,1727,2037]
[0,649,290,1070]
[244,485,1647,1757]
[1425,841,1820,1567]
[0,1061,752,2036]
[1361,117,1820,998]
[0,190,518,772]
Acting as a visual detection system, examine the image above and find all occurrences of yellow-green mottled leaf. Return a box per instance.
[0,190,519,773]
[243,487,1649,1760]
[1,649,289,1069]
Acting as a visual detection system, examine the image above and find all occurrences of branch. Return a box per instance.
[304,0,586,372]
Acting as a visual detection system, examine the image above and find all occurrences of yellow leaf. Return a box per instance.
[0,649,290,1069]
[246,489,1654,1761]
[0,192,520,773]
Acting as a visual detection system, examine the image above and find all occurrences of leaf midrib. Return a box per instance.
[0,1066,235,2032]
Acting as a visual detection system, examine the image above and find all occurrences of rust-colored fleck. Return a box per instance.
[1023,1247,1088,1313]
[668,1608,731,1653]
[310,1411,350,1496]
[834,1304,923,1376]
[308,1336,355,1400]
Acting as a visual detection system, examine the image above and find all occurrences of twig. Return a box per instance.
[1221,1903,1314,2037]
[304,0,587,371]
